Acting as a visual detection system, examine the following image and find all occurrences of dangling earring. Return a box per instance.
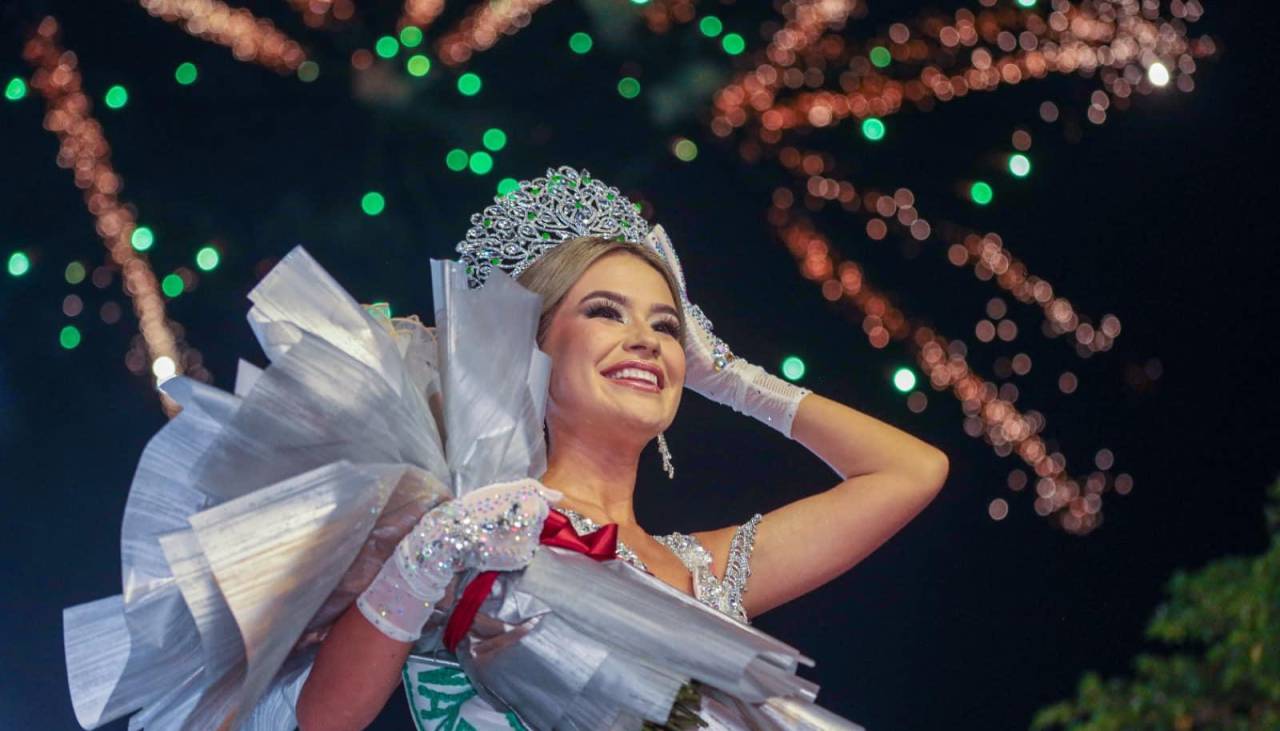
[657,432,675,480]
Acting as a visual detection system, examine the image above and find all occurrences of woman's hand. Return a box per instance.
[644,225,812,437]
[301,480,560,731]
[356,478,562,642]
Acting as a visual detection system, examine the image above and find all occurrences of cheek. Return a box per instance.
[669,346,687,386]
[546,327,607,398]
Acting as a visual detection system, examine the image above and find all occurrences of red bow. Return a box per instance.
[441,509,618,652]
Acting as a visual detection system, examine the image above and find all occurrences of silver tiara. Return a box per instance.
[456,165,652,288]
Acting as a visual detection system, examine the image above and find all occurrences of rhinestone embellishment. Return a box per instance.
[556,507,761,625]
[456,166,652,289]
[687,303,735,371]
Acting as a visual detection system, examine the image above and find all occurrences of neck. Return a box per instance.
[539,424,645,529]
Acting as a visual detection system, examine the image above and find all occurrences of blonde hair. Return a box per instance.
[516,236,686,347]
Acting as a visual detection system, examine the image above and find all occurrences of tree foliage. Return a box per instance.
[1031,477,1280,731]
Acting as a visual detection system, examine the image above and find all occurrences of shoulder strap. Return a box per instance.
[722,513,764,616]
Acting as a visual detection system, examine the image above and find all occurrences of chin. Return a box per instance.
[609,408,669,436]
[551,384,674,439]
[590,399,671,438]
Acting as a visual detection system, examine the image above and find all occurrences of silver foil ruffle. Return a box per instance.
[62,245,549,730]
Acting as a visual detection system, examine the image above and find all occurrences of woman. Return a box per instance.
[297,231,949,726]
[61,166,947,731]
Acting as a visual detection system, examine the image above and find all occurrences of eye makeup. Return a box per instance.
[581,298,682,338]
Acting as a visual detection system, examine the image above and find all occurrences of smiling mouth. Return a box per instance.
[600,365,663,393]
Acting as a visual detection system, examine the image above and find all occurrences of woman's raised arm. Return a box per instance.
[698,392,949,619]
[643,225,948,619]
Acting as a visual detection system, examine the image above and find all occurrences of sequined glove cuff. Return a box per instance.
[357,478,561,642]
[643,225,812,438]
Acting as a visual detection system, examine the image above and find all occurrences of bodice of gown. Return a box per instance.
[555,507,764,625]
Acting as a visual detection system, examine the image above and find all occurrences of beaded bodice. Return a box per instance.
[555,508,763,625]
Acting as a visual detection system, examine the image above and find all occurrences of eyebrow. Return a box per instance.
[578,290,680,319]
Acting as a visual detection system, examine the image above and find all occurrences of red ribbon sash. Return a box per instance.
[441,509,618,652]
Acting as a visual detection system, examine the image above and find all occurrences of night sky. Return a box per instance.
[1,1,1275,729]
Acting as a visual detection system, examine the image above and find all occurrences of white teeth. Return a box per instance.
[605,367,659,386]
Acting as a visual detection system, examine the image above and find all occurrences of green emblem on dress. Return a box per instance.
[402,657,526,731]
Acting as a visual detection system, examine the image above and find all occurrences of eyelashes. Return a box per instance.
[584,302,681,338]
[584,303,622,322]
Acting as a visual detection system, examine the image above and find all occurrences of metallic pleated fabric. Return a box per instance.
[62,246,863,731]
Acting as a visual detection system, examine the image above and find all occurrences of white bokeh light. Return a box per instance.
[152,355,177,382]
[1148,61,1171,87]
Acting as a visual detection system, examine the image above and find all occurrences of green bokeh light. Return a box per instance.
[497,177,519,196]
[375,36,400,59]
[630,0,649,4]
[617,76,641,99]
[673,138,698,162]
[65,261,86,284]
[131,226,155,252]
[892,367,917,392]
[445,149,469,172]
[568,32,593,54]
[4,77,26,101]
[365,301,393,318]
[297,61,320,82]
[161,273,185,298]
[1016,0,1037,7]
[361,191,386,215]
[781,356,806,381]
[104,85,128,109]
[1008,153,1032,177]
[60,325,82,350]
[457,72,482,96]
[482,128,507,152]
[869,46,892,68]
[469,151,494,175]
[699,16,723,38]
[196,246,220,271]
[970,181,994,205]
[721,33,746,56]
[399,26,424,48]
[861,117,886,141]
[174,62,198,85]
[7,251,31,277]
[406,54,431,77]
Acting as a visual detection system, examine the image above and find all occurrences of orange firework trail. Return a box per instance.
[135,0,308,74]
[775,148,1117,357]
[772,206,1113,535]
[22,17,196,416]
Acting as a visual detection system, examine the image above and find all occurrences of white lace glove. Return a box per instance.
[644,224,813,438]
[357,478,562,642]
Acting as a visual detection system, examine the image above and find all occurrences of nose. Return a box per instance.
[624,320,662,356]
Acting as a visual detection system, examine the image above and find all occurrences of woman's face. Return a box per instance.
[539,251,686,442]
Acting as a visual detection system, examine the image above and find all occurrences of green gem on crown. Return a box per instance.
[455,166,653,289]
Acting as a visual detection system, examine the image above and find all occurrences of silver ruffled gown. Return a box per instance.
[62,246,864,731]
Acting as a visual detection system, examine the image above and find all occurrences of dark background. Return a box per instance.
[1,1,1275,729]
